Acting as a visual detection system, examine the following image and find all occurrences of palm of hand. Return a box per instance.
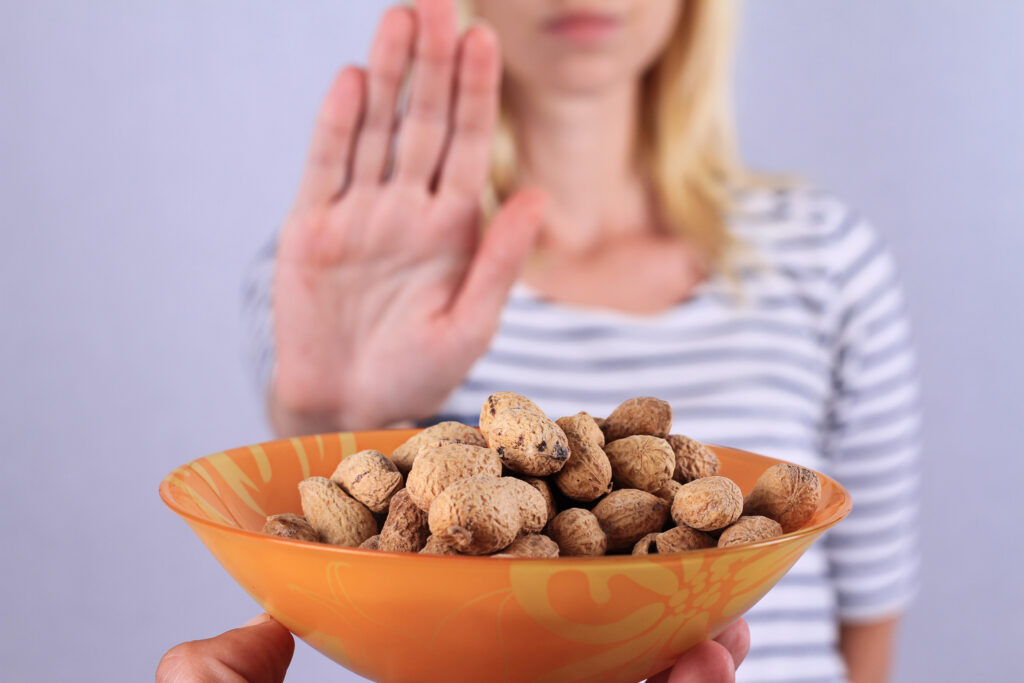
[272,0,543,430]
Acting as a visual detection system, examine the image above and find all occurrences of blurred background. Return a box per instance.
[2,1,1020,680]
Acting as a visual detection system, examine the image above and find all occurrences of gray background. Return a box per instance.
[2,1,1020,681]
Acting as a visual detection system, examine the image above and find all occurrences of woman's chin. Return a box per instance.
[514,58,641,97]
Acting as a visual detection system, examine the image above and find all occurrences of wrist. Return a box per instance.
[268,375,387,436]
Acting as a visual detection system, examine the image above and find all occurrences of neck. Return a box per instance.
[506,79,654,252]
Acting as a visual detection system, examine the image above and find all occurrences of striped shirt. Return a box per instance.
[243,187,920,682]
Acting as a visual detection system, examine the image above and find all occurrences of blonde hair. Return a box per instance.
[466,0,748,270]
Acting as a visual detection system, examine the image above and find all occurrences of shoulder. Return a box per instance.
[729,185,896,285]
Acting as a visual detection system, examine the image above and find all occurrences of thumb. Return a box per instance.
[666,640,735,683]
[451,188,546,333]
[157,614,295,683]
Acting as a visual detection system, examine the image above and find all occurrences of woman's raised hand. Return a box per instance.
[271,0,543,433]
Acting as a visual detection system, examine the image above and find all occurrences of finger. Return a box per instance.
[712,618,750,669]
[450,189,545,333]
[295,66,366,207]
[438,23,501,198]
[350,6,416,186]
[393,0,459,186]
[667,640,735,683]
[647,619,748,683]
[156,614,294,683]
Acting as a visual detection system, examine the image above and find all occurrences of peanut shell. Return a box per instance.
[497,477,549,534]
[330,449,403,514]
[492,534,560,558]
[718,515,784,548]
[479,392,543,433]
[666,434,720,483]
[547,508,608,557]
[554,413,613,501]
[482,407,570,476]
[591,489,669,551]
[604,435,675,492]
[656,525,716,553]
[428,475,522,555]
[262,513,318,542]
[743,464,821,533]
[632,526,714,555]
[518,476,558,524]
[420,535,458,555]
[391,422,486,475]
[602,397,673,442]
[671,476,743,532]
[359,534,381,550]
[406,442,502,511]
[298,477,378,547]
[378,488,430,553]
[632,532,660,555]
[653,479,683,505]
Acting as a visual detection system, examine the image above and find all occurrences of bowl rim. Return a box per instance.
[159,432,853,563]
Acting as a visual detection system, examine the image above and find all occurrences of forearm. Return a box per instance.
[839,616,900,683]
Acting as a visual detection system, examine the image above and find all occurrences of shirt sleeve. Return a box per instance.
[241,230,279,399]
[822,215,922,623]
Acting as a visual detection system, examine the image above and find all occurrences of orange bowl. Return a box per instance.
[160,430,850,683]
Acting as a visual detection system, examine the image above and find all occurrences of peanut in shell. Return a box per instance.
[378,488,430,553]
[518,476,559,524]
[298,477,378,547]
[390,422,486,475]
[497,477,549,534]
[591,488,669,551]
[670,476,743,532]
[428,475,523,555]
[653,479,683,505]
[742,463,821,533]
[656,525,716,553]
[604,435,675,492]
[482,407,570,476]
[330,449,403,514]
[359,534,381,550]
[632,532,660,555]
[666,434,720,483]
[554,413,613,501]
[602,397,673,442]
[547,508,608,557]
[420,535,458,555]
[492,534,560,558]
[262,513,319,542]
[718,515,784,548]
[479,392,543,433]
[406,442,502,511]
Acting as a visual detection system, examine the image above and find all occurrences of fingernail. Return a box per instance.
[244,613,272,627]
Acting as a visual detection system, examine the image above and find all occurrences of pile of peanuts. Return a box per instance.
[262,393,822,558]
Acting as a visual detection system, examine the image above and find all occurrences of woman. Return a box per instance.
[163,1,919,681]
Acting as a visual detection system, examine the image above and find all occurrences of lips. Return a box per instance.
[543,11,621,44]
